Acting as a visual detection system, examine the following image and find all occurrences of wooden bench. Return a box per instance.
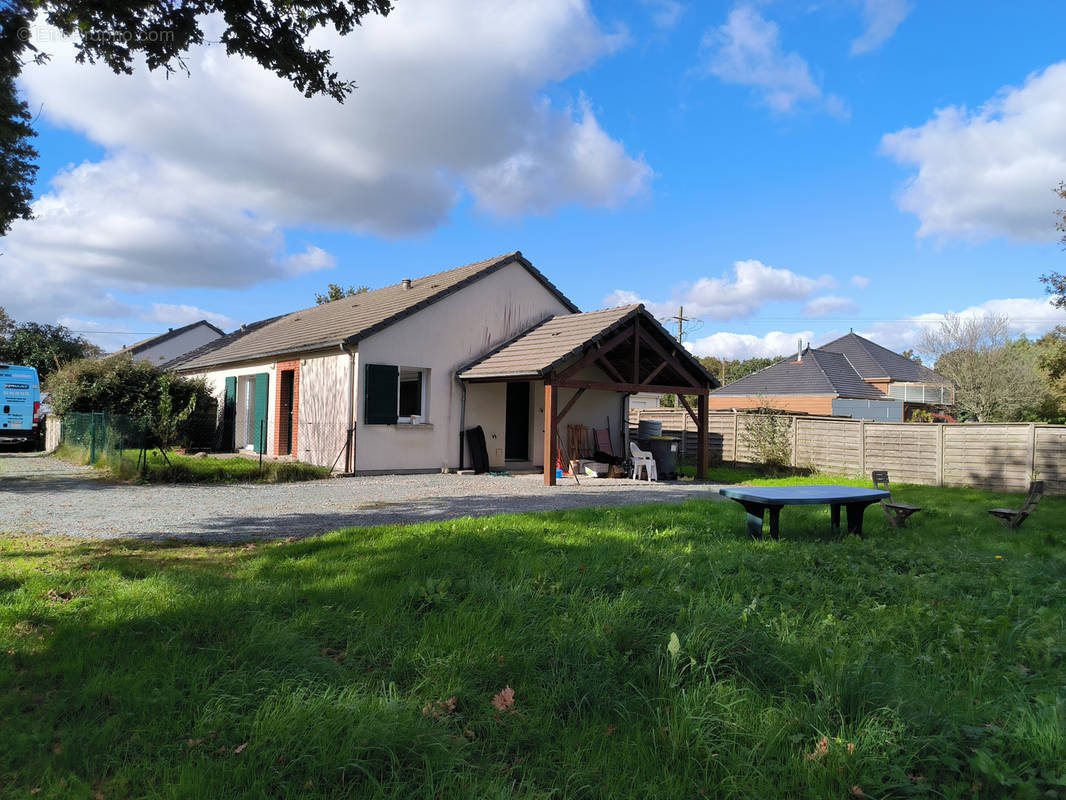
[871,470,922,529]
[988,481,1044,530]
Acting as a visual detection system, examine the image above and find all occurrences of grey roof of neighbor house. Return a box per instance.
[820,332,950,384]
[162,316,284,370]
[171,252,577,371]
[110,319,224,359]
[711,348,889,399]
[458,304,719,388]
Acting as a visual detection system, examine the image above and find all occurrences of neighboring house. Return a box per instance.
[628,392,665,410]
[818,332,954,416]
[111,320,225,367]
[706,332,953,422]
[170,252,718,482]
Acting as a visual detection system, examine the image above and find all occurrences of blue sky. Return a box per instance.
[6,0,1066,359]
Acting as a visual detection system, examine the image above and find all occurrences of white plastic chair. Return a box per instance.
[629,441,657,482]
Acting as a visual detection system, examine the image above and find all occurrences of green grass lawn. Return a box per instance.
[2,480,1065,798]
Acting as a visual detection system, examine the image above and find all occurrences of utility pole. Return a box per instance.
[665,306,703,406]
[667,305,695,344]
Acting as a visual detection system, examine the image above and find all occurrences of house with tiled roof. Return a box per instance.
[707,333,953,421]
[172,252,717,481]
[110,320,225,367]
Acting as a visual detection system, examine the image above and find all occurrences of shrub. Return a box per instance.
[741,406,792,471]
[46,358,217,448]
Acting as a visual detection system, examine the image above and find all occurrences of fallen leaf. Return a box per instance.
[491,686,516,712]
[234,742,248,754]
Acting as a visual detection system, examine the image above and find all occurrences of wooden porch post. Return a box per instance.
[544,380,558,486]
[697,393,708,480]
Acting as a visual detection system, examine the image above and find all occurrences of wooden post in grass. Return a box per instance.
[697,393,708,479]
[544,381,558,486]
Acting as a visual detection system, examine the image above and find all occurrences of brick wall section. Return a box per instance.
[706,395,834,415]
[273,360,300,457]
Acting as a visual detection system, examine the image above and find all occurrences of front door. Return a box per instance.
[279,370,294,455]
[505,382,530,461]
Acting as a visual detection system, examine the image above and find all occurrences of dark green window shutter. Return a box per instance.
[253,372,269,453]
[223,376,237,450]
[365,364,398,425]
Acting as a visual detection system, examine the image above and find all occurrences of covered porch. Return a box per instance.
[457,305,719,485]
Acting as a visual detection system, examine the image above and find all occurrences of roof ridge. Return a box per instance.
[110,319,224,357]
[805,349,840,393]
[174,251,579,372]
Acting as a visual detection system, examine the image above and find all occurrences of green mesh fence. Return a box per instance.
[60,412,148,473]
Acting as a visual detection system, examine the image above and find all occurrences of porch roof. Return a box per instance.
[458,304,718,393]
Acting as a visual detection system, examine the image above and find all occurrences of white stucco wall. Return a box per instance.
[196,357,279,452]
[353,262,573,471]
[134,325,223,366]
[461,366,624,471]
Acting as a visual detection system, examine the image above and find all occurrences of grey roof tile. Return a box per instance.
[110,320,224,359]
[820,332,950,384]
[459,305,718,388]
[174,252,576,371]
[459,306,640,379]
[712,348,887,399]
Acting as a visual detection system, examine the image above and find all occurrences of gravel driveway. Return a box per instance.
[0,454,725,542]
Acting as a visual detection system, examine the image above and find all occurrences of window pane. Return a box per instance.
[398,368,423,417]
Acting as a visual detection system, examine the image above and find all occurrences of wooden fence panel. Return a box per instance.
[864,424,939,484]
[629,409,1065,493]
[1034,426,1066,493]
[942,425,1031,491]
[795,418,862,474]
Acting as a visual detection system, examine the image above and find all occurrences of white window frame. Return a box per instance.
[396,366,429,424]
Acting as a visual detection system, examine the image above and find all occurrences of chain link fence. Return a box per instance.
[296,421,352,471]
[59,411,149,474]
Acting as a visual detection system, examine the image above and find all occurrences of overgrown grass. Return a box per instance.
[53,444,329,483]
[2,484,1065,798]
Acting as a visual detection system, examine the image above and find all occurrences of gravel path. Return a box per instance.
[0,454,726,542]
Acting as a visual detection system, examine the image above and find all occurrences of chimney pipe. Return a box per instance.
[797,338,803,362]
[401,278,412,290]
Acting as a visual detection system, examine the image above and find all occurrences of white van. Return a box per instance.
[0,363,42,447]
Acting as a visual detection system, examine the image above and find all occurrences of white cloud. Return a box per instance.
[642,0,684,30]
[858,297,1063,352]
[851,275,871,288]
[880,61,1066,242]
[143,304,237,331]
[467,95,652,216]
[603,289,645,308]
[803,295,859,317]
[6,0,649,324]
[59,304,238,351]
[699,5,846,117]
[851,0,912,55]
[685,329,814,360]
[605,259,838,323]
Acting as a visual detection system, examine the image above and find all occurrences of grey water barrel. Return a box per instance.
[640,435,679,479]
[637,419,663,439]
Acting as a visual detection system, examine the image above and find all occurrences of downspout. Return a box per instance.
[458,379,467,470]
[340,342,356,473]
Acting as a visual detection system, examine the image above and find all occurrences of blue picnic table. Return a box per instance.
[718,485,889,540]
